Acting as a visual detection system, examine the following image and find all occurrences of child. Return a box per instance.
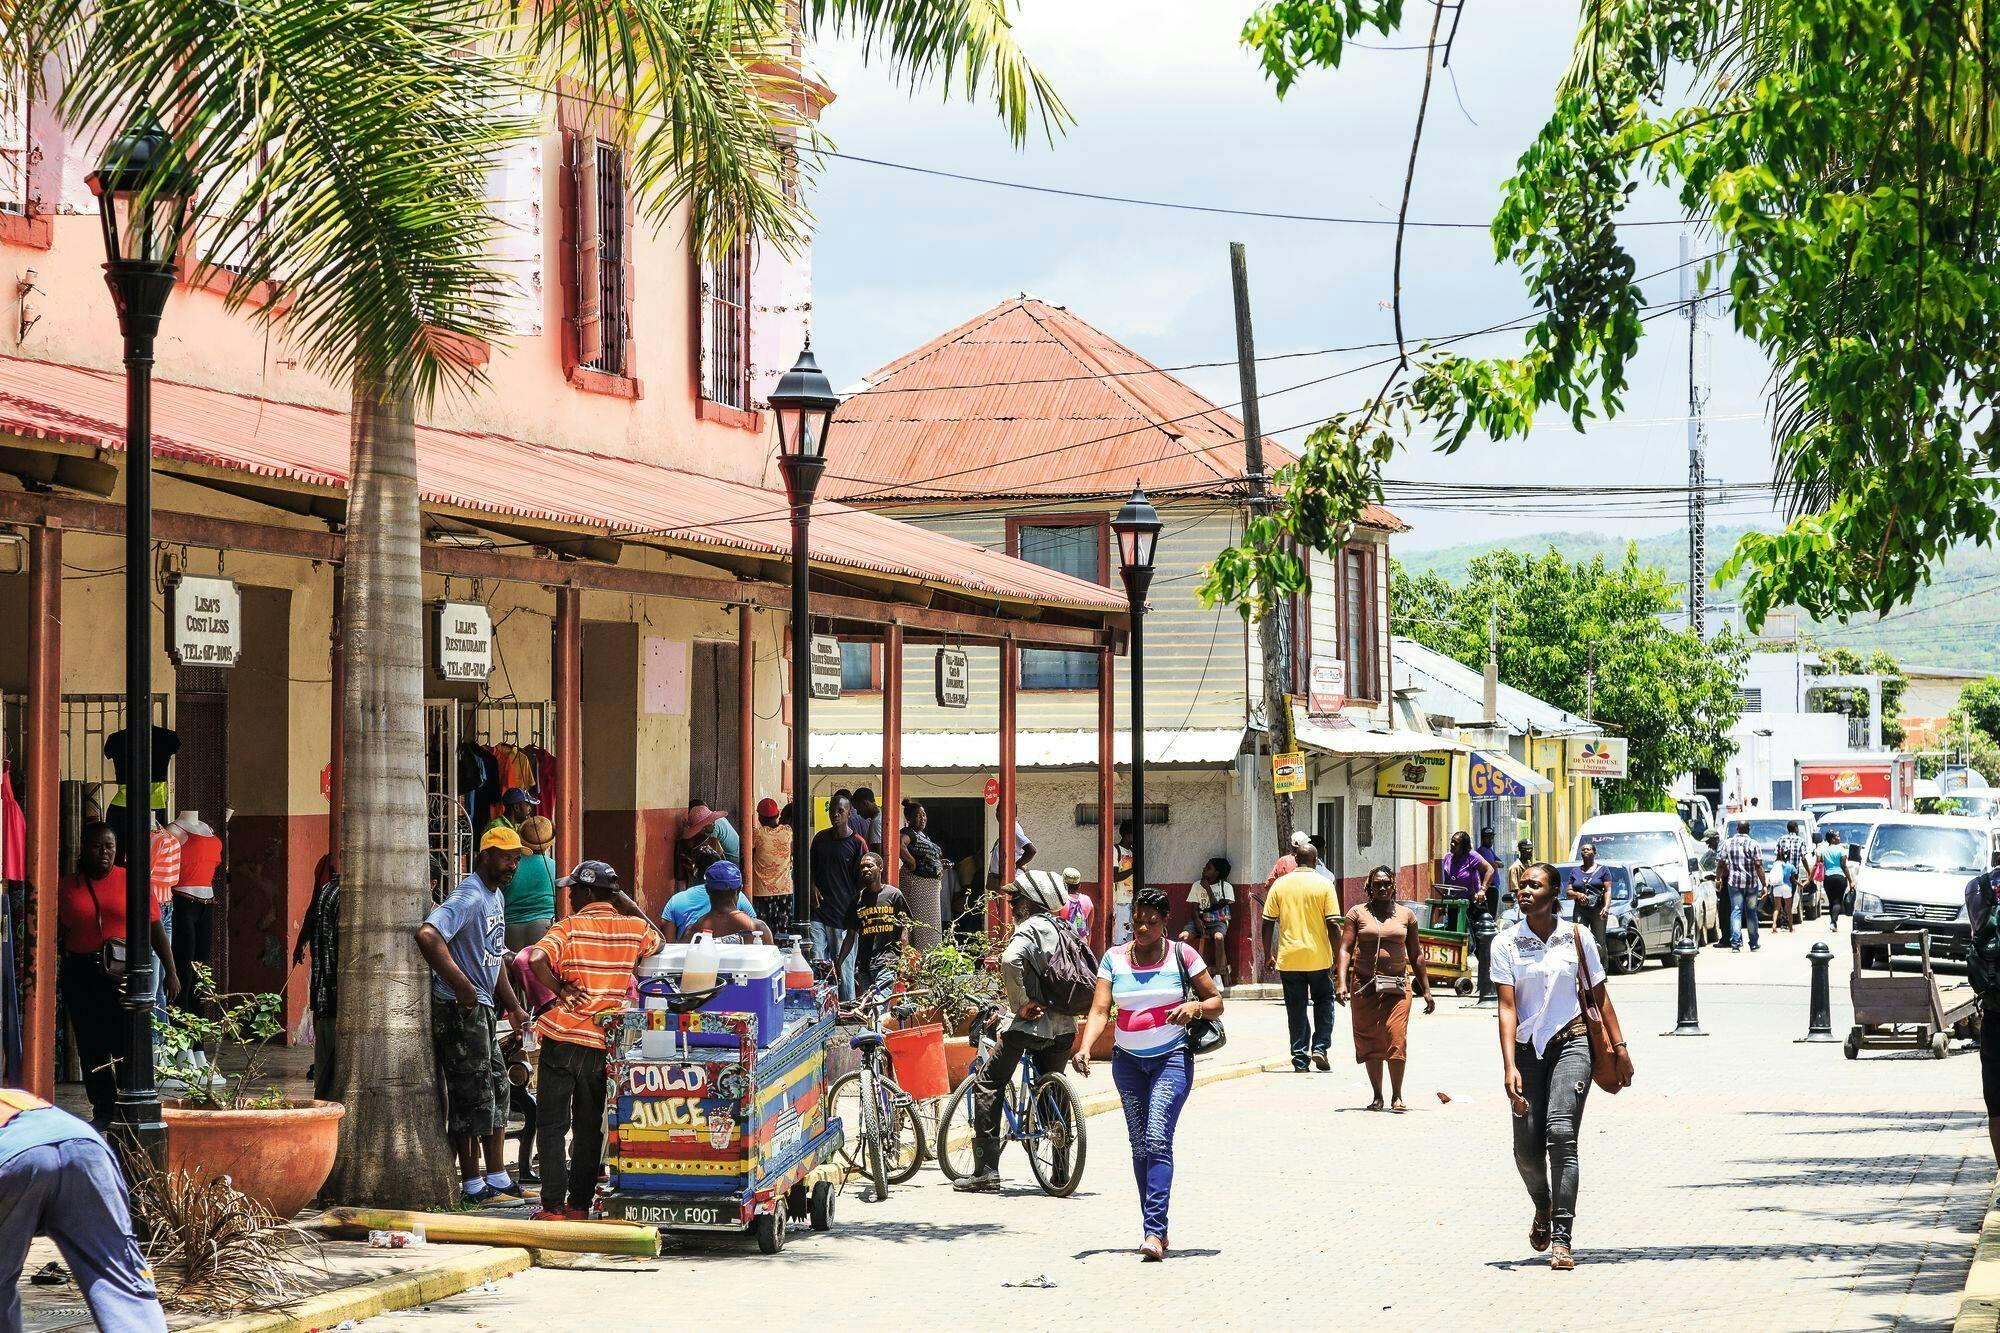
[1773,850,1797,932]
[1058,867,1094,941]
[1180,856,1236,987]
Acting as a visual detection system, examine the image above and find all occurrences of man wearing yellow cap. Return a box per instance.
[417,826,532,1206]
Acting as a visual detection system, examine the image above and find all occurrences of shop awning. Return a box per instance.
[1471,747,1554,797]
[1292,711,1469,759]
[0,352,1127,620]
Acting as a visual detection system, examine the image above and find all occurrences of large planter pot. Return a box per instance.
[943,1036,978,1088]
[164,1100,344,1219]
[1071,1024,1114,1060]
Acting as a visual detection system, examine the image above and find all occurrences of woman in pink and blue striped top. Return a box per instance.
[1074,887,1224,1261]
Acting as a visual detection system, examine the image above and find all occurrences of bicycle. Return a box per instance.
[827,984,930,1203]
[935,1002,1087,1197]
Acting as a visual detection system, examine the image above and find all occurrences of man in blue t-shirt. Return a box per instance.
[0,1091,166,1331]
[661,861,758,939]
[418,826,531,1205]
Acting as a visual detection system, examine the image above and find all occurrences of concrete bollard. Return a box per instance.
[1799,940,1840,1042]
[1662,936,1707,1036]
[1474,913,1499,1008]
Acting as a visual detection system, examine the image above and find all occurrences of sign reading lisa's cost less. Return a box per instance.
[1375,752,1454,801]
[166,575,241,667]
[433,601,494,682]
[809,635,843,700]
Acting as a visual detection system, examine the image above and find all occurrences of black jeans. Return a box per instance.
[1511,1029,1593,1247]
[170,895,213,1010]
[59,953,125,1128]
[970,1029,1074,1175]
[535,1038,609,1212]
[1279,969,1335,1066]
[1823,876,1847,926]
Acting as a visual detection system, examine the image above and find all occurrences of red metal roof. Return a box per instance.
[0,352,1126,613]
[826,296,1406,532]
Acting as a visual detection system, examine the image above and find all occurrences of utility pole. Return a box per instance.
[1682,231,1710,641]
[1231,242,1295,853]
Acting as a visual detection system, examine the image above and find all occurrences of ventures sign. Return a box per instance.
[935,647,969,709]
[166,575,241,667]
[434,601,494,682]
[1375,752,1453,802]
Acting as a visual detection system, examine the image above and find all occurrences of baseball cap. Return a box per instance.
[556,859,618,890]
[501,787,538,807]
[1289,830,1314,851]
[705,860,744,893]
[479,826,524,853]
[1062,867,1082,886]
[756,797,781,820]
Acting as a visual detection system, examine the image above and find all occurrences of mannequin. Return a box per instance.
[169,810,223,1009]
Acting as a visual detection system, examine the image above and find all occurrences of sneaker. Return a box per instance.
[490,1179,527,1201]
[1310,1050,1331,1072]
[531,1208,570,1222]
[952,1171,1001,1193]
[564,1206,592,1221]
[1750,944,1760,952]
[1731,945,1741,953]
[1292,1061,1310,1073]
[462,1184,498,1207]
[518,1166,540,1186]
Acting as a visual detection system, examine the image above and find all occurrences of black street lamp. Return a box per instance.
[769,341,838,931]
[1111,484,1161,895]
[88,112,195,1169]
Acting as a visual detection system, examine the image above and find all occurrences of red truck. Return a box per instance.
[1794,753,1917,818]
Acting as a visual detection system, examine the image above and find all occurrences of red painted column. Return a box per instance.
[21,522,60,1097]
[1095,644,1115,956]
[992,638,1020,940]
[880,624,903,870]
[737,604,756,870]
[552,586,583,914]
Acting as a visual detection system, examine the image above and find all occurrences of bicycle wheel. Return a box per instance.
[935,1078,979,1181]
[857,1069,891,1202]
[1024,1073,1086,1198]
[875,1076,929,1185]
[827,1071,869,1174]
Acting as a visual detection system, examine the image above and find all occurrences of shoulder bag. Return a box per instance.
[1571,923,1628,1094]
[85,875,127,978]
[1171,943,1227,1055]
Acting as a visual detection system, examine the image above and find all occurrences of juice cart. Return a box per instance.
[1416,897,1477,996]
[598,988,845,1254]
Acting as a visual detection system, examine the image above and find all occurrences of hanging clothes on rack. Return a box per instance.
[1,761,25,882]
[522,744,556,825]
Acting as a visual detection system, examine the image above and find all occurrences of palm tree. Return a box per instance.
[16,0,1062,1206]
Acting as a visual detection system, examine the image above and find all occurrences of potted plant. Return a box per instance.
[894,923,1006,1086]
[156,967,344,1219]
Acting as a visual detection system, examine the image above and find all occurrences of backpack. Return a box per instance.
[1971,875,2000,1002]
[1031,914,1099,1016]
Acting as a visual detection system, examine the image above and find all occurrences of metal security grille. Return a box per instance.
[59,693,170,791]
[584,142,626,375]
[425,701,468,901]
[705,240,749,409]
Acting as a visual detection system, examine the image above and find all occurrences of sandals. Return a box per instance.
[1366,1097,1385,1112]
[1550,1244,1576,1270]
[1390,1099,1408,1114]
[1529,1210,1551,1252]
[1140,1236,1165,1262]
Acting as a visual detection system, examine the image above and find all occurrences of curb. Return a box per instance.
[1956,1178,2000,1333]
[185,1246,532,1332]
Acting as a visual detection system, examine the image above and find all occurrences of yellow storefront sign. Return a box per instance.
[1273,751,1307,795]
[1376,752,1453,801]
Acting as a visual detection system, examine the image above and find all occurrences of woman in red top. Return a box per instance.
[59,822,175,1128]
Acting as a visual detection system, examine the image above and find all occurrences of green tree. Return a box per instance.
[1804,645,1907,749]
[20,0,1060,1207]
[1208,0,2000,630]
[1959,677,2000,742]
[1391,548,1746,809]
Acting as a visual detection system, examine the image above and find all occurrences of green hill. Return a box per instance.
[1397,525,2000,672]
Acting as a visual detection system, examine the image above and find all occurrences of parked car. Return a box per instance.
[1852,814,2000,959]
[1494,862,1682,974]
[1572,813,1719,943]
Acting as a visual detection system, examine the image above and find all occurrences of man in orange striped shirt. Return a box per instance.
[524,860,660,1220]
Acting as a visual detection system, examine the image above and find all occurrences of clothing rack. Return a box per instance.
[463,700,548,749]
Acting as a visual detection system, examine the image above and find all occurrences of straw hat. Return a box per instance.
[519,815,555,851]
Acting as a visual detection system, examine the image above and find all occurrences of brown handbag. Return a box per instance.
[1571,924,1629,1094]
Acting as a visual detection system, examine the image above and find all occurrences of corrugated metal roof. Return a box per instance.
[1390,637,1602,737]
[826,296,1407,531]
[0,352,1125,613]
[812,728,1247,771]
[1292,708,1470,758]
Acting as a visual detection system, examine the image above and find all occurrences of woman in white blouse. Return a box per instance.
[1493,862,1633,1270]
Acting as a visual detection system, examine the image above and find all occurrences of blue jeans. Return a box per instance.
[1279,969,1335,1066]
[0,1130,167,1332]
[1111,1045,1193,1239]
[1730,884,1761,949]
[808,921,857,1002]
[153,900,173,1019]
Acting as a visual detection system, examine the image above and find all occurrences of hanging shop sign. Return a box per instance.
[1375,751,1454,802]
[1308,660,1347,716]
[809,634,843,700]
[935,647,969,709]
[165,575,241,668]
[1566,736,1629,779]
[1469,752,1533,800]
[433,601,494,682]
[1273,751,1308,795]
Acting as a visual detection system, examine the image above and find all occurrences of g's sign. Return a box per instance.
[1376,752,1453,801]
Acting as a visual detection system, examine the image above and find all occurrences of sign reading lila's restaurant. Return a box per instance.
[166,575,241,668]
[433,600,495,683]
[935,647,969,709]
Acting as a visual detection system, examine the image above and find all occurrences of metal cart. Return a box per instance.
[1416,897,1477,996]
[1844,925,1980,1059]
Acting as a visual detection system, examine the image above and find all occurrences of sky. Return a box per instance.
[804,0,1788,554]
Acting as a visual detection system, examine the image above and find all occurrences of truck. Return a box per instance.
[1794,753,1917,820]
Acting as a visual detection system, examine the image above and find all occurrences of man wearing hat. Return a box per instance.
[522,860,659,1220]
[750,797,794,934]
[661,859,758,940]
[417,826,532,1206]
[505,815,559,950]
[485,787,537,839]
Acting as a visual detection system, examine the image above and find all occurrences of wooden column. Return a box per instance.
[992,638,1020,938]
[552,586,583,913]
[21,523,61,1098]
[880,625,903,873]
[736,604,756,872]
[1095,644,1115,956]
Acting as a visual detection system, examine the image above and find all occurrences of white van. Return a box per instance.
[1852,814,2000,952]
[1573,812,1719,943]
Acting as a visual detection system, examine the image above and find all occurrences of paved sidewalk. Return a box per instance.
[377,924,1988,1331]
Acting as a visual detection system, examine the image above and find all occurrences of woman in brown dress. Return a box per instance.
[1336,865,1434,1111]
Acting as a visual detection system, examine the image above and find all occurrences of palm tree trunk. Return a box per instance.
[322,367,458,1207]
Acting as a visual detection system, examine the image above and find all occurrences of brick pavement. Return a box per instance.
[380,924,1988,1332]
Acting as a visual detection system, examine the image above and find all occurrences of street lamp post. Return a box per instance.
[1111,485,1162,894]
[769,342,839,933]
[88,113,196,1169]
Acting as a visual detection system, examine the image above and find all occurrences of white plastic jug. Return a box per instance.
[682,932,721,994]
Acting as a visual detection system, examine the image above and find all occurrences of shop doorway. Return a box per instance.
[175,664,229,987]
[924,795,986,919]
[688,640,741,823]
[1316,797,1346,905]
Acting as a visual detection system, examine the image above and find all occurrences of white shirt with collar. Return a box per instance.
[1491,917,1606,1056]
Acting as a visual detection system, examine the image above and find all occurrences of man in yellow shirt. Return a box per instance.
[1262,833,1342,1072]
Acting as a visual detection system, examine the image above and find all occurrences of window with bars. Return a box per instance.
[582,142,627,376]
[703,239,750,409]
[0,64,29,217]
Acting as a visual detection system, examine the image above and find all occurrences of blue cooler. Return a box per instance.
[636,943,786,1049]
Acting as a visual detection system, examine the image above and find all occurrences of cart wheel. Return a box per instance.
[754,1206,788,1255]
[809,1180,836,1232]
[786,1183,809,1222]
[1843,1031,1859,1060]
[1453,977,1474,997]
[1932,1031,1950,1060]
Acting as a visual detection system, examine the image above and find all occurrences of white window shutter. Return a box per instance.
[572,134,602,367]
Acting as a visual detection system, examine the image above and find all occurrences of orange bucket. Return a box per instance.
[884,1023,949,1100]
